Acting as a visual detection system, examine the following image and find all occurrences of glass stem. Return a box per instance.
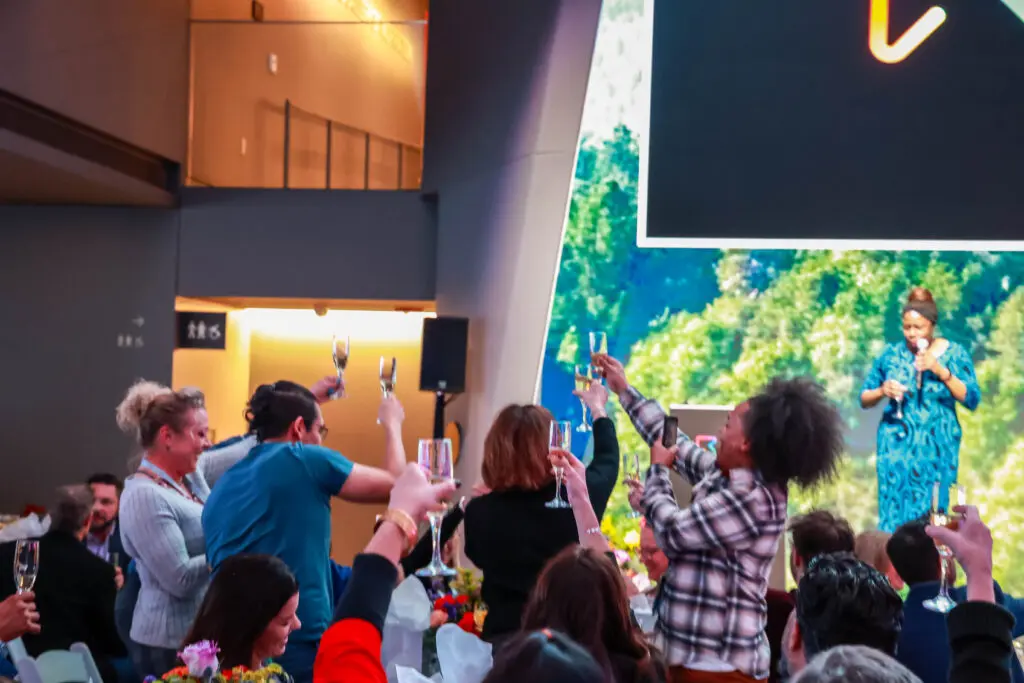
[938,552,950,598]
[580,399,589,426]
[429,515,443,568]
[555,468,565,501]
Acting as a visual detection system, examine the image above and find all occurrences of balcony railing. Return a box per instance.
[283,100,422,190]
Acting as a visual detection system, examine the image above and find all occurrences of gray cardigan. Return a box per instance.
[119,469,211,649]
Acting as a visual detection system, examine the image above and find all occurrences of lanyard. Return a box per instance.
[136,466,204,506]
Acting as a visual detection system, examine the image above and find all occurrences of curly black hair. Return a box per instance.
[796,552,904,660]
[743,377,844,488]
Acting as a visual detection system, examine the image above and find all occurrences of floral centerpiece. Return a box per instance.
[146,641,289,683]
[421,569,487,676]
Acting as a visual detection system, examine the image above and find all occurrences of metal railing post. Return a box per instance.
[325,120,333,189]
[283,99,291,189]
[363,132,371,189]
[397,144,404,190]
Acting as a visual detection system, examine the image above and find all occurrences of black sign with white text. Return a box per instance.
[176,312,227,350]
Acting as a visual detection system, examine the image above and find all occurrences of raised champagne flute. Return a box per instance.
[922,482,967,613]
[589,331,608,378]
[13,539,39,594]
[416,438,458,578]
[546,421,572,509]
[574,364,593,433]
[330,335,350,399]
[376,356,397,424]
[623,452,642,518]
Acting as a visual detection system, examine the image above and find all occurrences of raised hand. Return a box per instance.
[0,592,41,641]
[592,354,629,395]
[574,380,610,419]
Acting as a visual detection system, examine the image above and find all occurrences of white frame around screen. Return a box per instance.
[634,0,1024,252]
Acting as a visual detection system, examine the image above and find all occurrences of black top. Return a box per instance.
[948,600,1017,683]
[333,553,399,634]
[400,506,465,578]
[0,530,125,682]
[463,416,619,640]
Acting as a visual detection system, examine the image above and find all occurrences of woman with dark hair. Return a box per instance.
[462,381,619,647]
[481,630,609,683]
[183,554,300,674]
[530,451,664,683]
[116,381,213,676]
[202,380,406,683]
[860,287,980,531]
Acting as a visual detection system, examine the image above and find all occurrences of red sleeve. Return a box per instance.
[313,618,387,683]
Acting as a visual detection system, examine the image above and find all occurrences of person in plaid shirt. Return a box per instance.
[595,355,844,683]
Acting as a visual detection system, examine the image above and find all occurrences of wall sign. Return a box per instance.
[176,312,226,350]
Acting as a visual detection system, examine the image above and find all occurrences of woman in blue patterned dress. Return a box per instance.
[859,287,981,532]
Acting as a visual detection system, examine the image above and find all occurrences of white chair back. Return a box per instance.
[10,641,103,683]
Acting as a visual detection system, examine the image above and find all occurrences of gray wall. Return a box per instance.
[422,0,601,483]
[0,206,179,508]
[178,188,436,300]
[0,0,189,162]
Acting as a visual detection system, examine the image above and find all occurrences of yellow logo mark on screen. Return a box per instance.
[869,0,947,64]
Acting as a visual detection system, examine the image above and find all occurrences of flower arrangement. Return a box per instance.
[145,642,288,683]
[421,569,487,676]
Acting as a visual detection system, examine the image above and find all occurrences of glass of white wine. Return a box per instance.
[574,364,593,433]
[416,438,458,578]
[330,335,350,399]
[13,540,39,594]
[376,356,397,425]
[546,421,573,509]
[922,482,966,614]
[589,331,608,378]
[622,453,642,518]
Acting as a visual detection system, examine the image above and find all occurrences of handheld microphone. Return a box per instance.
[916,338,929,389]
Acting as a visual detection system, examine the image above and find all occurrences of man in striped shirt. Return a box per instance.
[596,355,844,683]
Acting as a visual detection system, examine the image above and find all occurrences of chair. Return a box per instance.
[8,639,104,683]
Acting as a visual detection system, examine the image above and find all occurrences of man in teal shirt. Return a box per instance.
[203,380,406,683]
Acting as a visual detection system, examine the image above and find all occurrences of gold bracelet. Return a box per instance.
[374,508,418,557]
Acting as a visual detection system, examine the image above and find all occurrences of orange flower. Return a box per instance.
[163,667,189,678]
[455,594,469,605]
[457,612,476,633]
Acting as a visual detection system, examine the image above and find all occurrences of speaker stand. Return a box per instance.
[433,390,446,439]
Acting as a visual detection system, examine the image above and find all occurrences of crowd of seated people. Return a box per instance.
[0,352,1019,683]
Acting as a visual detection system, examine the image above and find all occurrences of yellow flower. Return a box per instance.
[623,529,641,547]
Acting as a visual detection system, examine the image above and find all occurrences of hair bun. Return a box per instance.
[907,287,934,304]
[116,380,172,433]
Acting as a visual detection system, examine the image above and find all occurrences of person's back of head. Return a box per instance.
[856,530,903,591]
[745,377,845,488]
[245,381,319,442]
[886,521,940,587]
[522,546,653,679]
[789,510,856,579]
[794,645,922,683]
[482,630,609,683]
[50,485,94,537]
[482,404,556,492]
[797,552,904,660]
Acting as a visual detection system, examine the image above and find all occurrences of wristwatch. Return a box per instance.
[374,508,418,556]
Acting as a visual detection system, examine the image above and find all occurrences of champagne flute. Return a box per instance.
[623,452,642,518]
[922,482,967,613]
[589,331,608,378]
[546,421,572,509]
[574,364,593,433]
[416,438,458,578]
[377,356,397,425]
[13,540,39,594]
[330,335,350,399]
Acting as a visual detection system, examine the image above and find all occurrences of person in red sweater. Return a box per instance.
[314,463,456,683]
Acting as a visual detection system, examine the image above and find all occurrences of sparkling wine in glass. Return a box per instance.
[589,331,608,377]
[574,364,593,433]
[623,452,642,518]
[922,482,966,614]
[13,540,39,594]
[546,421,572,509]
[330,335,350,399]
[416,438,458,578]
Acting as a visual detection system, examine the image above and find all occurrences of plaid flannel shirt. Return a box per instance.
[623,387,786,679]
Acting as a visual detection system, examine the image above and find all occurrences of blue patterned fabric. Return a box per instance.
[861,341,980,532]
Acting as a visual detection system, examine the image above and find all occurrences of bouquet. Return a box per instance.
[421,569,486,676]
[146,641,288,683]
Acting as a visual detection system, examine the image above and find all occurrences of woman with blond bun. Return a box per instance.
[116,380,213,677]
[860,287,980,532]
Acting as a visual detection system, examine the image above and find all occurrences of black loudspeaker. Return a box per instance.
[419,317,469,393]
